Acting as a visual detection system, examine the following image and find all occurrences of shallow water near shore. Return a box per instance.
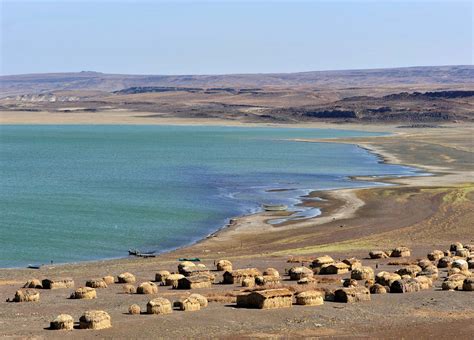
[0,125,422,268]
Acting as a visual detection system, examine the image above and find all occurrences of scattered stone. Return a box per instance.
[42,278,74,289]
[369,250,388,259]
[147,297,173,314]
[50,314,74,330]
[23,279,42,289]
[391,246,411,258]
[155,271,171,284]
[295,291,324,306]
[128,304,141,315]
[236,288,293,309]
[288,266,313,280]
[137,281,159,294]
[70,287,97,299]
[351,267,374,281]
[334,287,371,303]
[216,259,233,272]
[369,284,387,294]
[117,272,136,284]
[79,310,111,330]
[86,279,108,289]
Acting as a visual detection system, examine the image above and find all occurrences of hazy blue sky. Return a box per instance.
[0,0,472,75]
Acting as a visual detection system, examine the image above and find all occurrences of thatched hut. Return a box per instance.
[242,277,255,288]
[137,281,159,294]
[413,276,433,290]
[180,266,210,277]
[369,283,387,294]
[351,266,374,280]
[128,304,141,315]
[10,289,40,302]
[396,265,422,278]
[255,275,280,286]
[342,278,358,287]
[155,270,171,284]
[23,279,42,289]
[288,266,313,280]
[342,258,362,270]
[310,255,335,273]
[79,310,111,330]
[164,274,185,287]
[103,275,115,285]
[295,291,324,306]
[223,268,261,284]
[176,275,212,289]
[50,314,74,330]
[122,284,136,294]
[452,259,468,271]
[117,272,136,284]
[390,279,421,293]
[334,287,370,303]
[437,256,454,268]
[146,297,172,314]
[390,246,411,258]
[427,250,444,261]
[42,278,74,289]
[178,261,196,274]
[236,288,293,309]
[450,242,464,252]
[416,266,439,280]
[463,278,474,291]
[70,287,97,299]
[442,274,467,290]
[174,297,201,311]
[263,268,280,278]
[189,293,208,307]
[369,250,389,259]
[375,271,401,286]
[216,259,233,272]
[86,278,108,289]
[456,249,470,257]
[319,262,350,275]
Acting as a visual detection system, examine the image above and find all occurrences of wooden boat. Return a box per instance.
[262,204,288,211]
[128,248,156,257]
[27,264,42,269]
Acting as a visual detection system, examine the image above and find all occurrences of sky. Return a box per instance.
[0,0,472,75]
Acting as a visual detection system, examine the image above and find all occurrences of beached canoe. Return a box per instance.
[262,204,288,211]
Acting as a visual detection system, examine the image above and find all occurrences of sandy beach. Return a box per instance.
[1,114,473,338]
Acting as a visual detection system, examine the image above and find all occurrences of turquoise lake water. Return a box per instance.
[0,125,422,268]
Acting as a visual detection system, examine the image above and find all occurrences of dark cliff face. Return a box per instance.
[383,91,474,100]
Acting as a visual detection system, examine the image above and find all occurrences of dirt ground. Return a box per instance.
[0,123,473,339]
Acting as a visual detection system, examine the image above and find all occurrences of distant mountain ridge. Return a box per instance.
[1,65,473,97]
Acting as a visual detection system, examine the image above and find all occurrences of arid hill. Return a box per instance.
[1,66,473,123]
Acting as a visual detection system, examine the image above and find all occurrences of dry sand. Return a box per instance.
[0,115,473,338]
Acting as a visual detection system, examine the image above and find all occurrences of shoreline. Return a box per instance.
[0,123,427,270]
